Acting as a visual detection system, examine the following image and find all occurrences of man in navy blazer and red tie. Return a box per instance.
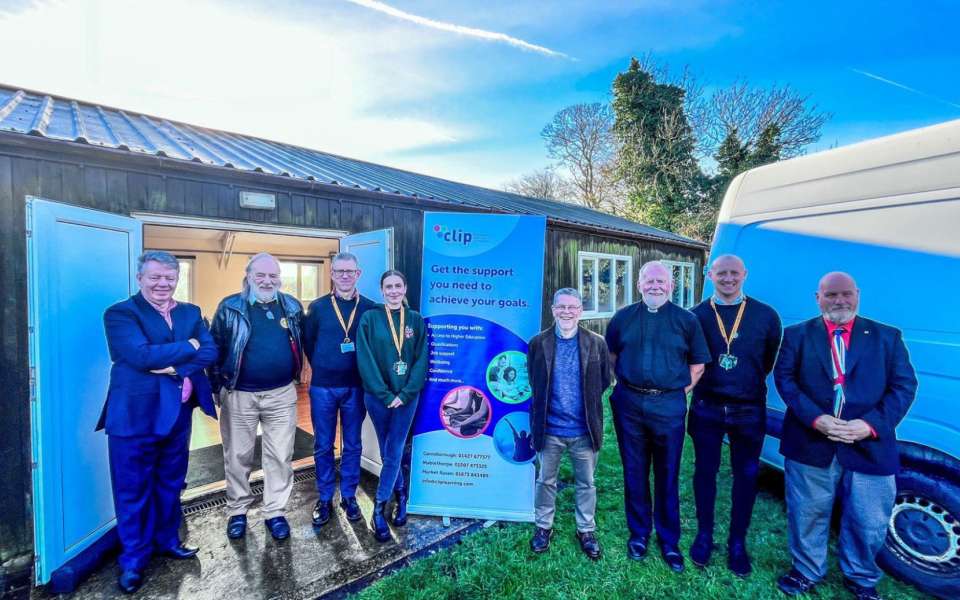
[774,272,917,600]
[98,250,218,594]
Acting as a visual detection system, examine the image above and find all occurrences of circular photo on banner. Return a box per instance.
[493,411,536,464]
[439,386,492,439]
[486,350,532,404]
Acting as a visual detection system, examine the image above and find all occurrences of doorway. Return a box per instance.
[143,223,340,494]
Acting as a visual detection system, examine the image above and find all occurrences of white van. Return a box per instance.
[707,119,960,598]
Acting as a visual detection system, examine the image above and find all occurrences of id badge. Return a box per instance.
[340,341,355,353]
[394,361,408,376]
[718,353,738,371]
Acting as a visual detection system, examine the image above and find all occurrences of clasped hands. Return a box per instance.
[150,338,200,375]
[814,415,873,443]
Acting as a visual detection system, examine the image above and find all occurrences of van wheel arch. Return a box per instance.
[877,442,960,598]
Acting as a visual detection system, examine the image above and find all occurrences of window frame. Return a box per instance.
[577,251,633,320]
[172,256,195,305]
[279,259,324,303]
[661,259,697,309]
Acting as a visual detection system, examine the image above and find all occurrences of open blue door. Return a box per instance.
[339,228,393,475]
[27,197,142,584]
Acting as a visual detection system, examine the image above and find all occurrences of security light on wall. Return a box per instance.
[239,190,276,210]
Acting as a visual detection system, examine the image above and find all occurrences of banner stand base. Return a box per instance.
[442,516,451,527]
[483,520,496,528]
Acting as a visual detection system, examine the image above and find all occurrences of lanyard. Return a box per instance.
[384,304,406,361]
[710,298,747,356]
[330,292,359,343]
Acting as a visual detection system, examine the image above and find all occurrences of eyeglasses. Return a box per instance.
[332,269,359,277]
[553,304,582,312]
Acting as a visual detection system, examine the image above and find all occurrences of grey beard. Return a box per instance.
[642,295,667,311]
[249,287,278,304]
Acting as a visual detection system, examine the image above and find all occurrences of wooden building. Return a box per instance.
[0,85,706,589]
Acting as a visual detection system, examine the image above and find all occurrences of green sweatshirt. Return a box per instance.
[356,305,428,406]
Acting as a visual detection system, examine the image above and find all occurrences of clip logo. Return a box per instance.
[433,224,473,245]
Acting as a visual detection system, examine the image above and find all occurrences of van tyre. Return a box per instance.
[878,467,960,599]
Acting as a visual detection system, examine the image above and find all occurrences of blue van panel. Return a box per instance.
[708,221,960,467]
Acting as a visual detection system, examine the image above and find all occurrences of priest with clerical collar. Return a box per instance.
[605,260,711,573]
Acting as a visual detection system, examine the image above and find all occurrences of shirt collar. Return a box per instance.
[712,294,745,305]
[555,324,579,339]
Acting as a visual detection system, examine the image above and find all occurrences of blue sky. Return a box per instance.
[1,0,958,188]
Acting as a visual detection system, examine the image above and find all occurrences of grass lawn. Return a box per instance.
[356,403,930,599]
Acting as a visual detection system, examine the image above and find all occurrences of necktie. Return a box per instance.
[831,328,847,417]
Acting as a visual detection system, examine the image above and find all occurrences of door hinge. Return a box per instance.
[29,366,37,402]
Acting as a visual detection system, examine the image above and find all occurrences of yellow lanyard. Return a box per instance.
[384,304,406,361]
[710,298,747,355]
[330,292,359,343]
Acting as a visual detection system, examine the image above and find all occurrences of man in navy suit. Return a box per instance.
[774,272,917,600]
[98,250,217,594]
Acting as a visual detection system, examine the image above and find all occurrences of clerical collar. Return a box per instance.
[712,294,745,306]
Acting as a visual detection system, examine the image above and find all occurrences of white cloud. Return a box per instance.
[0,0,468,157]
[342,0,571,59]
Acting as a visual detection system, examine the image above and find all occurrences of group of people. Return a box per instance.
[527,257,916,600]
[99,250,427,594]
[99,248,917,600]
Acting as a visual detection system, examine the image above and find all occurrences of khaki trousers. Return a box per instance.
[220,382,298,519]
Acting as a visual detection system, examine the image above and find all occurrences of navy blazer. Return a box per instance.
[97,293,218,437]
[774,315,918,475]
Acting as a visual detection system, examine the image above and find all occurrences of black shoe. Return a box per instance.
[627,537,648,560]
[313,500,333,527]
[118,569,143,594]
[727,539,752,578]
[226,514,247,539]
[392,491,408,526]
[265,516,290,540]
[660,545,685,573]
[159,543,199,559]
[340,496,363,522]
[530,527,552,553]
[576,531,602,560]
[777,569,817,596]
[371,501,391,542]
[689,532,712,568]
[843,577,882,600]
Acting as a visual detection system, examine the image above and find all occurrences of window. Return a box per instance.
[578,252,633,319]
[280,261,322,303]
[172,258,194,304]
[662,260,696,308]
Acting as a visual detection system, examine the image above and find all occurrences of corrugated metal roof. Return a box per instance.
[0,85,703,246]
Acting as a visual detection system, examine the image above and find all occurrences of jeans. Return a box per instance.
[786,457,896,587]
[364,392,419,502]
[688,399,765,542]
[535,435,599,532]
[610,386,687,548]
[309,385,366,501]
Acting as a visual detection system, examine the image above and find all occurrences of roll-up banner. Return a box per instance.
[408,212,546,521]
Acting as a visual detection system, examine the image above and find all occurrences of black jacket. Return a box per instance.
[775,315,918,475]
[527,325,613,452]
[209,292,304,392]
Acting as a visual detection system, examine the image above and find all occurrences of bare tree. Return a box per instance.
[702,81,831,160]
[540,103,623,212]
[503,167,572,202]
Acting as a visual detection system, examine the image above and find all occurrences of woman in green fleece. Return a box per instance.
[356,269,428,542]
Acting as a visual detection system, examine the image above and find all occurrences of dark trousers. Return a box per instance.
[364,393,418,502]
[310,385,366,501]
[107,401,193,571]
[688,398,765,543]
[610,386,686,548]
